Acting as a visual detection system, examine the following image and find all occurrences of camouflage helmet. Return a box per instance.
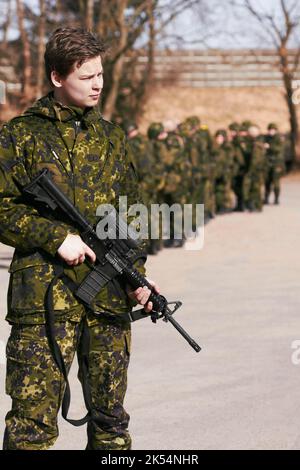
[229,122,240,132]
[240,120,253,132]
[268,122,278,131]
[177,121,190,136]
[147,122,164,139]
[215,129,227,138]
[184,116,200,130]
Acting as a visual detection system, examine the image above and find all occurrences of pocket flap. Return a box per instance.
[9,252,49,273]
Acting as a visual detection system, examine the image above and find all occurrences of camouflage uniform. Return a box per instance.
[177,120,199,232]
[4,315,131,450]
[147,123,168,252]
[162,132,187,247]
[264,123,285,204]
[243,134,266,212]
[194,123,215,221]
[165,132,189,205]
[127,124,159,254]
[229,123,247,211]
[0,91,146,450]
[213,130,234,213]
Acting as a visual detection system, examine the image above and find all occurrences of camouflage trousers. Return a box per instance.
[264,167,282,201]
[199,178,216,218]
[3,313,132,450]
[215,176,233,212]
[232,174,245,209]
[243,173,264,211]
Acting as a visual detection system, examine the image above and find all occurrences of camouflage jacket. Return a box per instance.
[212,142,234,181]
[264,134,285,170]
[230,136,246,177]
[128,134,155,203]
[194,129,214,179]
[0,92,146,324]
[164,132,190,202]
[246,137,266,177]
[148,139,168,199]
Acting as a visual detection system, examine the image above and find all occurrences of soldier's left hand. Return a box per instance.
[126,278,160,312]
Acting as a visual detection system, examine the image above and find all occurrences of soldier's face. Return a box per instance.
[129,129,139,139]
[248,126,259,138]
[216,135,225,145]
[158,131,168,140]
[51,56,104,109]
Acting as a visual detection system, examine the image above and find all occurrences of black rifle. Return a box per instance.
[23,168,201,353]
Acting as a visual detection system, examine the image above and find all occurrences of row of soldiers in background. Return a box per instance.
[125,117,286,254]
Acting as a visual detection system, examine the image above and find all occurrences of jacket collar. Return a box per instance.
[22,91,102,128]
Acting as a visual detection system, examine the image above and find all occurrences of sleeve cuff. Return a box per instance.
[41,223,78,257]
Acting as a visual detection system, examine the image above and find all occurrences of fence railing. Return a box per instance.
[131,49,300,87]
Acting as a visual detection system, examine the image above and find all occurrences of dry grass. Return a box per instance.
[140,86,299,134]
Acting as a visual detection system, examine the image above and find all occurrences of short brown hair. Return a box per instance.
[44,27,106,84]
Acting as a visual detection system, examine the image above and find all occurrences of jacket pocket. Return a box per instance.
[8,255,79,313]
[5,334,48,402]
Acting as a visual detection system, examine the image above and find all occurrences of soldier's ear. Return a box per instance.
[51,70,63,88]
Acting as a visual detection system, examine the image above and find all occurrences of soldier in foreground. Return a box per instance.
[0,27,159,450]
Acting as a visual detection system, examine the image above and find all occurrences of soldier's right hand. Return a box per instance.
[57,234,96,266]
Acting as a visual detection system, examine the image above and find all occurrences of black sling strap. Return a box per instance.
[45,264,92,426]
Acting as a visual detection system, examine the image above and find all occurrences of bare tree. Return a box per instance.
[36,0,46,99]
[101,0,151,120]
[234,0,300,165]
[16,0,33,100]
[1,0,12,48]
[130,0,157,119]
[144,0,156,92]
[101,0,128,119]
[101,0,207,120]
[86,0,95,30]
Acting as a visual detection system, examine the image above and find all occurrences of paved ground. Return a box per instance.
[0,174,300,450]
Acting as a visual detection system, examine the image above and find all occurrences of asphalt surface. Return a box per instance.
[0,174,300,450]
